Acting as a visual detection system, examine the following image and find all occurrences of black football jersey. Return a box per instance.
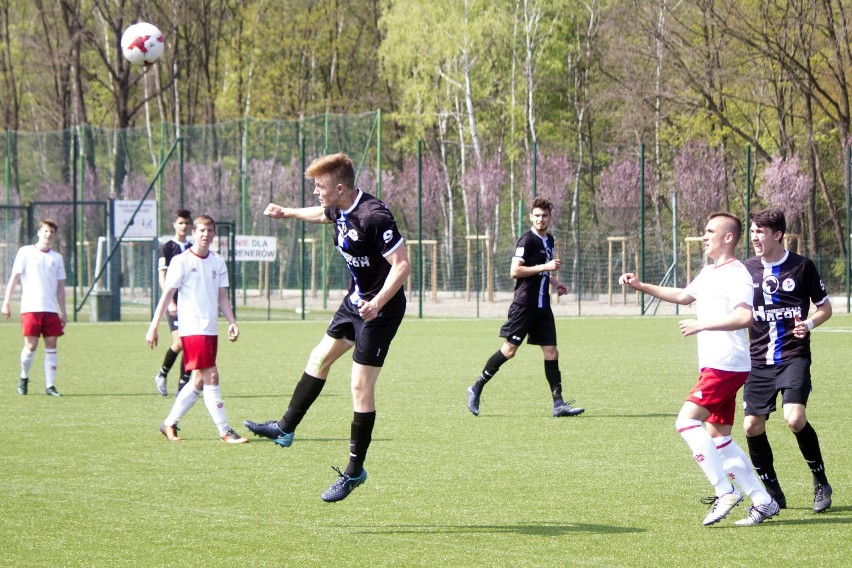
[511,229,555,308]
[744,251,828,365]
[158,239,191,300]
[324,190,405,303]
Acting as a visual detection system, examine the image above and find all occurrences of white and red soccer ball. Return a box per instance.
[121,22,165,66]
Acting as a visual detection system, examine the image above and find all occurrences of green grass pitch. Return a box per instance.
[1,314,849,566]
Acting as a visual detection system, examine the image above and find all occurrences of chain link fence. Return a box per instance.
[2,117,851,322]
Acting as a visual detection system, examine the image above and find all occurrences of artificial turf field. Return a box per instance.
[1,314,849,567]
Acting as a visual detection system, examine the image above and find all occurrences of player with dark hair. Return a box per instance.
[2,219,67,396]
[743,208,833,513]
[154,209,192,396]
[146,215,248,444]
[243,151,411,502]
[620,212,779,526]
[466,197,584,418]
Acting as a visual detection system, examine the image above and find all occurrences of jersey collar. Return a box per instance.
[760,249,789,267]
[341,188,364,216]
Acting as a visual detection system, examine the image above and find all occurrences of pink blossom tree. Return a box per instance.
[521,151,574,230]
[597,151,653,235]
[759,155,812,219]
[380,155,444,238]
[673,141,727,234]
[463,156,505,235]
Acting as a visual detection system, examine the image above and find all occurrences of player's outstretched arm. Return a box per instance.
[619,272,694,305]
[263,203,329,224]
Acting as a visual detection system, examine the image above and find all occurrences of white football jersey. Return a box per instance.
[685,259,753,372]
[11,245,66,314]
[164,249,228,336]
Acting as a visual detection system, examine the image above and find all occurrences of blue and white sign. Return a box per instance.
[114,200,157,240]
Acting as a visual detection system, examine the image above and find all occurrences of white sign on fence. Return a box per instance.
[235,235,277,261]
[114,200,157,240]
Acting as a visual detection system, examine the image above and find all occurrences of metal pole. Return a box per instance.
[745,145,752,259]
[71,132,78,322]
[417,140,423,319]
[532,139,538,198]
[376,109,383,200]
[241,117,249,306]
[672,191,678,315]
[300,136,307,321]
[179,136,185,209]
[846,145,851,313]
[639,143,646,315]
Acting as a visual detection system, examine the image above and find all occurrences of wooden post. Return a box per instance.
[607,236,639,305]
[406,239,439,301]
[783,233,801,254]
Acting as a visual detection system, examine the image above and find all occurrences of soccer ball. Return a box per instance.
[120,22,165,66]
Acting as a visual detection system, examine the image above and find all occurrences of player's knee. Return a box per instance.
[786,415,806,432]
[743,419,763,437]
[306,347,328,376]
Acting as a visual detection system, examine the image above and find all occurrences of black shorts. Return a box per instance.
[499,302,557,346]
[327,290,405,367]
[743,358,812,416]
[167,312,179,333]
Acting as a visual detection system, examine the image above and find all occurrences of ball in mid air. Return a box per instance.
[121,22,165,66]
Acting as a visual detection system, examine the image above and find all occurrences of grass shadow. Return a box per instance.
[353,522,645,536]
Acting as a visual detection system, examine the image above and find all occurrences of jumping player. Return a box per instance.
[153,209,193,396]
[2,219,67,396]
[467,197,584,418]
[146,214,248,444]
[620,212,779,526]
[243,152,410,502]
[743,208,833,513]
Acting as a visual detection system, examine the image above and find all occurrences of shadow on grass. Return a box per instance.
[354,522,645,536]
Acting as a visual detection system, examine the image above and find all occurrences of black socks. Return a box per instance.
[345,411,376,477]
[278,372,326,433]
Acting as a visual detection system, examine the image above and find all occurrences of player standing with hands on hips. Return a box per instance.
[620,212,779,526]
[146,215,248,444]
[243,152,410,502]
[2,220,67,396]
[743,208,833,513]
[466,197,584,418]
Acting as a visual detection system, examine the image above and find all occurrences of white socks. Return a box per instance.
[202,385,230,436]
[165,385,200,426]
[714,436,772,506]
[20,347,34,379]
[44,349,57,388]
[676,418,732,495]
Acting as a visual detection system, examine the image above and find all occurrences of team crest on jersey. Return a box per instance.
[212,271,217,279]
[782,277,795,292]
[515,247,524,257]
[761,274,779,294]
